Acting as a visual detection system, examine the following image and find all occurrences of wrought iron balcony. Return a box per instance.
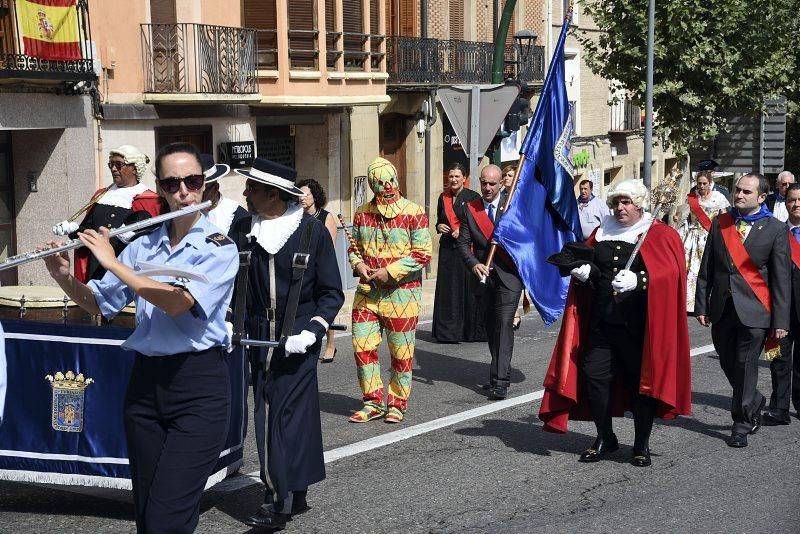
[609,98,642,133]
[386,36,544,87]
[141,23,257,94]
[0,0,95,82]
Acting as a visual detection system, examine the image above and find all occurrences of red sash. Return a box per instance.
[442,191,461,231]
[687,193,712,232]
[789,230,800,270]
[467,198,516,271]
[717,212,771,312]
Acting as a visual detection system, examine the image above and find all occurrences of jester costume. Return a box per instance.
[348,158,432,423]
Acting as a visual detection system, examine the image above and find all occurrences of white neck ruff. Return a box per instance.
[208,196,240,234]
[246,203,303,254]
[595,212,653,244]
[97,183,148,209]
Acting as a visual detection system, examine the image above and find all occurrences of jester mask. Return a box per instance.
[367,157,404,218]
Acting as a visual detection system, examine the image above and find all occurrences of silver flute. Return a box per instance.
[0,200,212,272]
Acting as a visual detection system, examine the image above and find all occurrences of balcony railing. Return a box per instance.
[386,36,544,86]
[141,23,257,94]
[0,0,95,81]
[610,98,642,132]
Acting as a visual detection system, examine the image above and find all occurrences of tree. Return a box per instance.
[579,0,800,154]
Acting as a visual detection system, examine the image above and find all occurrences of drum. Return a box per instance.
[0,286,93,324]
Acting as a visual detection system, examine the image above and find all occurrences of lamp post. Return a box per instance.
[513,29,537,82]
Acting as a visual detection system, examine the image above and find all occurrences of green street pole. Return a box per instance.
[491,0,517,84]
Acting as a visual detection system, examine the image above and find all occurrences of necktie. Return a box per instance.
[792,226,800,243]
[736,219,748,241]
[488,203,495,223]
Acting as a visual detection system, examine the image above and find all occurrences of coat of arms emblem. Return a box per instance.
[45,371,93,432]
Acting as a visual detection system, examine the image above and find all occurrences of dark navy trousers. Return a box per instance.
[124,348,230,534]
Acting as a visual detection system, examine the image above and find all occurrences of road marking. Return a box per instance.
[210,343,718,493]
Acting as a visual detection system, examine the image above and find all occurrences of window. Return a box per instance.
[155,125,213,155]
[449,0,464,40]
[343,0,367,70]
[288,0,318,69]
[243,0,278,69]
[325,0,340,69]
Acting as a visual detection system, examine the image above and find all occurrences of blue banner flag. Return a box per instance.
[492,20,583,326]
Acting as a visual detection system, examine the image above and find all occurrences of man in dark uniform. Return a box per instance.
[200,154,248,235]
[764,183,800,424]
[230,158,344,530]
[456,164,524,400]
[696,173,791,447]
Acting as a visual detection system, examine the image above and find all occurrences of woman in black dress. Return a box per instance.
[298,178,339,362]
[432,163,486,343]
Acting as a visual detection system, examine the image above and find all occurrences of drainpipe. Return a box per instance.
[424,90,437,276]
[421,0,428,38]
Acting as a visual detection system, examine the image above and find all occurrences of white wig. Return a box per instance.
[606,179,650,210]
[108,145,150,180]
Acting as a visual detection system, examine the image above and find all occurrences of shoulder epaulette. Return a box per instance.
[206,232,234,247]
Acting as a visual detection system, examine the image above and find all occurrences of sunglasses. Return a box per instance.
[108,161,133,170]
[158,174,205,194]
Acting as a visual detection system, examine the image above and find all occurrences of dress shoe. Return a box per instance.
[631,447,651,467]
[727,432,748,448]
[578,436,619,462]
[750,397,767,435]
[490,385,508,400]
[244,507,289,530]
[762,410,791,425]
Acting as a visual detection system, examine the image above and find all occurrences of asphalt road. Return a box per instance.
[1,317,799,533]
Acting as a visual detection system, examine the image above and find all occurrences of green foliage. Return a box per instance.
[579,0,800,154]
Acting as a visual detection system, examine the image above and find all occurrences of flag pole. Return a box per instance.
[484,153,526,272]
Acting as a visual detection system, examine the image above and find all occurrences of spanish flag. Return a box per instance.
[19,0,81,61]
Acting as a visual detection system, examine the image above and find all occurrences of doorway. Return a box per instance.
[379,115,410,194]
[0,131,17,286]
[155,125,213,154]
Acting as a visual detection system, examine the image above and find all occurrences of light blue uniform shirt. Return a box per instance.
[88,214,238,356]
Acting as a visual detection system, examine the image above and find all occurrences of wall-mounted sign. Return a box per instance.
[220,141,255,168]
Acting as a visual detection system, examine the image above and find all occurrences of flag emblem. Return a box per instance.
[46,370,93,433]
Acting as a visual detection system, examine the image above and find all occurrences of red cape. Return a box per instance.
[74,188,162,283]
[538,220,692,433]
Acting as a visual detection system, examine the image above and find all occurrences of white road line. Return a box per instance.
[210,342,718,494]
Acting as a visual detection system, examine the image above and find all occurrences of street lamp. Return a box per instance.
[513,29,538,79]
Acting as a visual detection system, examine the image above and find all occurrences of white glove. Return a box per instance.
[53,220,79,236]
[570,263,591,282]
[611,269,638,293]
[117,226,136,244]
[284,330,317,355]
[224,321,234,353]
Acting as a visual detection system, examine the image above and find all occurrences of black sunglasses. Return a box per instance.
[108,161,133,170]
[158,174,205,194]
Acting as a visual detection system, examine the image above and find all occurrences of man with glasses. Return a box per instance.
[52,145,161,282]
[766,170,795,222]
[230,158,344,530]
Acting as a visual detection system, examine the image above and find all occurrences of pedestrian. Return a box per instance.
[201,154,247,235]
[695,173,791,447]
[52,145,161,282]
[432,163,485,343]
[764,183,800,424]
[42,142,238,533]
[677,171,730,314]
[297,177,340,363]
[576,179,610,239]
[765,170,795,222]
[456,164,524,400]
[501,164,516,195]
[347,157,432,424]
[540,179,692,467]
[231,158,344,530]
[690,160,730,201]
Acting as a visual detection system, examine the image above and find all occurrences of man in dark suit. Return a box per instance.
[764,170,795,222]
[696,173,791,448]
[764,183,800,424]
[457,164,524,400]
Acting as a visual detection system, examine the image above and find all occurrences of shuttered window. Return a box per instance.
[369,0,383,69]
[325,0,340,69]
[288,0,318,69]
[399,0,415,36]
[449,0,463,40]
[343,0,366,70]
[243,0,278,69]
[150,0,176,24]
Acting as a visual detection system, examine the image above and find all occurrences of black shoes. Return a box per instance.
[727,432,748,448]
[750,397,766,434]
[578,436,619,462]
[762,410,791,426]
[244,508,289,530]
[490,385,508,400]
[631,447,651,467]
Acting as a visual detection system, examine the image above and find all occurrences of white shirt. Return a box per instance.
[774,200,789,223]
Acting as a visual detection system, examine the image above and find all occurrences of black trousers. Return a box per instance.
[124,348,230,534]
[477,272,523,388]
[582,322,656,448]
[711,299,767,435]
[769,322,800,416]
